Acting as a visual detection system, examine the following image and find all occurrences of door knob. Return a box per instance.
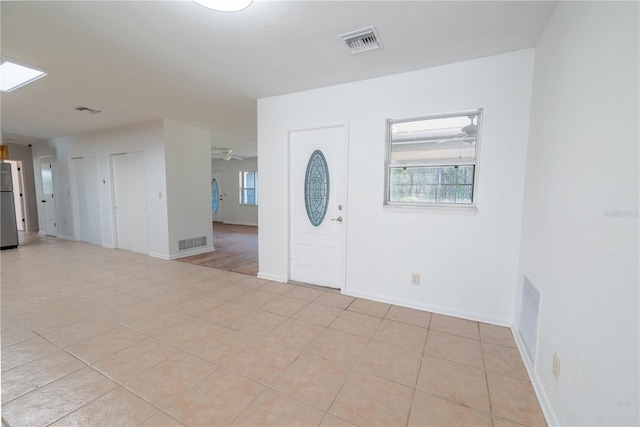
[331,216,343,223]
[41,200,46,203]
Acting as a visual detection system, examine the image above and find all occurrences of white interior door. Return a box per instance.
[72,156,101,244]
[211,171,223,223]
[39,157,57,236]
[112,152,149,254]
[8,160,25,231]
[290,125,347,289]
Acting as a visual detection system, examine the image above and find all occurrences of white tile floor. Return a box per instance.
[1,234,546,426]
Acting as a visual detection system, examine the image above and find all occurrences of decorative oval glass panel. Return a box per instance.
[211,178,219,214]
[304,150,330,227]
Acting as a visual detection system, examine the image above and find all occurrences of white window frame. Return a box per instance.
[384,109,482,210]
[239,171,258,206]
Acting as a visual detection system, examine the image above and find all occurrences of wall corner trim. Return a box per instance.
[511,324,559,427]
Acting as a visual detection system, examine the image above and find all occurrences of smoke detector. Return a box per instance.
[339,26,382,54]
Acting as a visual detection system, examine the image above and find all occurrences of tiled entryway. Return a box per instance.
[1,234,546,426]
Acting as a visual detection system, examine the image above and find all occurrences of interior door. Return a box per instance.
[289,125,347,289]
[72,156,101,244]
[112,152,149,254]
[39,156,57,236]
[8,160,25,231]
[211,171,223,223]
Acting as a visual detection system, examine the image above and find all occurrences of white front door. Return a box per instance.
[112,152,149,254]
[39,157,57,236]
[290,125,347,289]
[211,171,223,223]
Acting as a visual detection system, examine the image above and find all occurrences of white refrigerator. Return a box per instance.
[1,162,19,249]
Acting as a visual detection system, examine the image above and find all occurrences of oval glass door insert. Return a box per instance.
[211,178,219,214]
[304,150,330,227]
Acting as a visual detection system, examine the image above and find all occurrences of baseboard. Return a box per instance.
[340,288,511,327]
[220,221,258,227]
[166,245,215,260]
[38,231,47,236]
[56,235,75,241]
[149,252,171,260]
[512,325,558,426]
[102,243,115,249]
[257,272,286,282]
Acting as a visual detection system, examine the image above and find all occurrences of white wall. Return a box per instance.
[164,120,214,258]
[35,121,171,255]
[211,158,258,226]
[516,2,639,426]
[258,49,534,325]
[6,143,39,232]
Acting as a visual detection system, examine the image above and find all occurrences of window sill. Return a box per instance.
[383,203,477,216]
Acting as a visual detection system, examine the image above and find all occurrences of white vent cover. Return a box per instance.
[339,26,382,54]
[519,275,541,362]
[178,236,207,251]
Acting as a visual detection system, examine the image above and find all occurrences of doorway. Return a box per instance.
[6,160,26,231]
[39,156,57,236]
[289,125,348,289]
[211,171,223,223]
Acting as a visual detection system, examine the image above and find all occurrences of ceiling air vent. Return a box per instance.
[339,26,382,54]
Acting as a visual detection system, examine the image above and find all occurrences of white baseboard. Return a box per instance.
[102,243,115,249]
[512,325,558,426]
[56,235,75,241]
[38,231,47,236]
[257,272,286,282]
[164,245,215,260]
[220,221,258,227]
[148,252,171,260]
[340,288,511,327]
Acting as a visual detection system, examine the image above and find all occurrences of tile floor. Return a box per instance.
[1,234,546,426]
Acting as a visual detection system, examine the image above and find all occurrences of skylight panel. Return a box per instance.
[0,60,47,92]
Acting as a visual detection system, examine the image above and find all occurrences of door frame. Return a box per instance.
[287,122,350,290]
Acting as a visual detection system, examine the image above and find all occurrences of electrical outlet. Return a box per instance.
[552,352,560,380]
[411,273,420,285]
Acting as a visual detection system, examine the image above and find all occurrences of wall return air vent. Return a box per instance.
[339,26,382,54]
[178,236,207,251]
[519,275,541,362]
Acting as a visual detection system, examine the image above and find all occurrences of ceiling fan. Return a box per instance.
[211,148,244,161]
[437,116,477,145]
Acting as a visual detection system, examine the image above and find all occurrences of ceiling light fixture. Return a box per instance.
[192,0,253,12]
[0,60,47,93]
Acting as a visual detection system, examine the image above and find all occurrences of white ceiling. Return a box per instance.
[0,1,556,157]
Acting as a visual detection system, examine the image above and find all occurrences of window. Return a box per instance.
[385,110,482,207]
[211,178,219,214]
[239,171,258,205]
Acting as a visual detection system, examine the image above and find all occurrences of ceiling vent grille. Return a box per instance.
[339,26,382,54]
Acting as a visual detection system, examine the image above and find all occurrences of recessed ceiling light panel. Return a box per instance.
[0,60,48,93]
[193,0,253,12]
